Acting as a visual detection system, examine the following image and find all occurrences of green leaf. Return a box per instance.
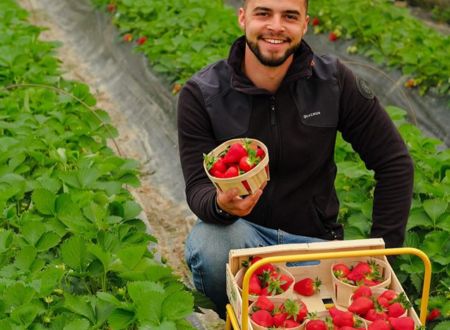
[422,231,450,259]
[63,293,95,323]
[0,230,13,254]
[407,208,434,230]
[123,201,142,220]
[15,245,38,272]
[108,308,135,329]
[36,231,61,252]
[117,245,147,270]
[128,281,165,324]
[10,302,43,327]
[4,282,35,308]
[423,199,448,223]
[21,221,45,246]
[60,236,89,272]
[87,243,111,272]
[434,321,450,330]
[31,188,56,215]
[32,266,64,296]
[161,290,194,321]
[63,318,90,330]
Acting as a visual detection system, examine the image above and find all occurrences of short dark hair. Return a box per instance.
[243,0,309,11]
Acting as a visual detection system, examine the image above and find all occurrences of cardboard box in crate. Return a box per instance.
[203,138,269,196]
[226,239,422,330]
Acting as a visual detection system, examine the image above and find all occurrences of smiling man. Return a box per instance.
[177,0,413,319]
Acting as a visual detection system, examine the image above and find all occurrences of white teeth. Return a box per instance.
[265,39,284,44]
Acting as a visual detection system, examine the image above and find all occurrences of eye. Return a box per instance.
[285,14,299,21]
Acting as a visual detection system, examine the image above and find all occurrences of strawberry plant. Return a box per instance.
[309,0,450,98]
[1,0,196,328]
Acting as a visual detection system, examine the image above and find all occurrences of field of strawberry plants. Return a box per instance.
[90,0,449,328]
[0,1,197,328]
[3,0,449,328]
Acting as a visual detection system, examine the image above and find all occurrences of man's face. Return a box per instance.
[239,0,309,67]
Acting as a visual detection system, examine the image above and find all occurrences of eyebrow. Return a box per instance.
[252,6,301,16]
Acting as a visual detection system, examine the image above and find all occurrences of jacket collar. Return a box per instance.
[227,36,314,94]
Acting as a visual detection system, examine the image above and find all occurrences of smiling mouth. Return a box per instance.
[259,36,290,45]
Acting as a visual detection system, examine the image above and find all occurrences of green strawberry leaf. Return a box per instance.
[31,188,56,215]
[63,318,90,330]
[423,199,447,224]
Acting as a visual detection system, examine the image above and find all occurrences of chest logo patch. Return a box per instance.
[303,111,321,119]
[356,77,374,99]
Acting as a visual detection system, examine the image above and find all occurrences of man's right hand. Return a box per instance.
[216,183,266,217]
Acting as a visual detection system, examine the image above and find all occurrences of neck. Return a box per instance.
[243,45,293,93]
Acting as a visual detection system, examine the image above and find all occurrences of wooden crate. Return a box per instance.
[226,238,421,330]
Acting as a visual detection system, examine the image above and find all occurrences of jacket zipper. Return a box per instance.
[267,95,278,227]
[270,95,276,126]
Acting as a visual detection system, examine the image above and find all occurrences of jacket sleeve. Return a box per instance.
[336,60,414,248]
[177,80,239,224]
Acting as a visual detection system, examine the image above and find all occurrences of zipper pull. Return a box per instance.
[270,96,276,126]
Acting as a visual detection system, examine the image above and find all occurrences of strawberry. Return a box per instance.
[426,308,441,321]
[311,17,320,26]
[340,327,361,330]
[364,308,388,322]
[379,289,398,302]
[249,273,262,295]
[284,319,301,328]
[352,261,371,275]
[279,273,294,292]
[363,278,380,287]
[273,311,288,327]
[222,142,248,164]
[253,295,274,312]
[251,309,274,327]
[205,155,227,174]
[377,296,390,309]
[239,153,259,172]
[387,292,411,318]
[352,286,372,300]
[255,146,266,159]
[330,308,354,327]
[137,36,147,46]
[387,302,406,318]
[348,296,374,316]
[368,320,391,330]
[388,316,415,330]
[333,263,350,279]
[329,31,338,41]
[223,165,239,178]
[294,277,321,296]
[123,33,133,42]
[305,319,327,330]
[249,256,277,276]
[280,299,308,323]
[106,3,116,13]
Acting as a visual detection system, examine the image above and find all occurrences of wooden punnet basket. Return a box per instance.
[203,138,269,196]
[225,239,432,330]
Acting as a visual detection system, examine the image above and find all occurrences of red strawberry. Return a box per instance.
[294,277,321,296]
[250,256,276,276]
[352,286,372,300]
[249,273,262,295]
[279,273,294,292]
[253,295,274,312]
[136,36,147,45]
[251,309,274,327]
[329,31,338,41]
[306,319,327,330]
[348,296,374,316]
[379,290,398,302]
[123,33,133,42]
[239,155,258,172]
[222,142,248,164]
[340,327,360,330]
[210,169,225,178]
[426,308,441,321]
[388,316,415,330]
[256,146,266,159]
[330,309,354,327]
[364,308,388,322]
[284,319,301,328]
[352,261,371,275]
[272,311,288,327]
[223,165,239,178]
[312,17,320,26]
[333,263,350,279]
[207,156,227,175]
[388,302,406,318]
[368,320,391,330]
[280,299,308,323]
[106,3,116,13]
[363,278,380,286]
[377,296,390,308]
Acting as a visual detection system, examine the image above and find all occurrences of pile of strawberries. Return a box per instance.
[204,140,266,179]
[348,286,415,330]
[304,307,366,330]
[332,260,384,287]
[250,296,308,328]
[244,257,294,297]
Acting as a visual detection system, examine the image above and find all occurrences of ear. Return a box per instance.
[238,7,246,30]
[303,15,310,35]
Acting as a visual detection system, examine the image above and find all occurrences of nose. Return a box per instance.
[267,14,285,32]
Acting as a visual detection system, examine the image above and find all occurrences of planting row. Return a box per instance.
[0,1,196,328]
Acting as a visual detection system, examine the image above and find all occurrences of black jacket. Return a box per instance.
[177,36,414,248]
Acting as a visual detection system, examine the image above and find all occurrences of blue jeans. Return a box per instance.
[184,219,324,319]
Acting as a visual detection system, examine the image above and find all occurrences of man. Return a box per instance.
[177,0,414,318]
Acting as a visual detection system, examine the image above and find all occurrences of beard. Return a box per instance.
[245,36,301,67]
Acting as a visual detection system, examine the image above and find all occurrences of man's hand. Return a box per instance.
[216,183,266,217]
